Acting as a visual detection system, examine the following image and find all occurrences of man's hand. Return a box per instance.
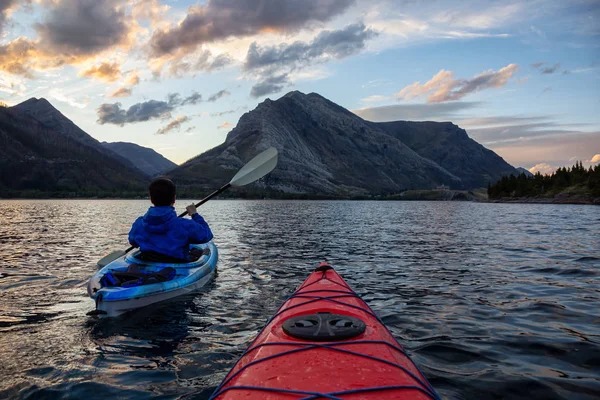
[186,204,197,216]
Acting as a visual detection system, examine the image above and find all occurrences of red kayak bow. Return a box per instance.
[210,262,440,399]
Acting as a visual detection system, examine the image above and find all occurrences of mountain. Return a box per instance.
[516,167,534,177]
[10,98,145,176]
[375,121,517,188]
[169,91,515,195]
[11,98,101,149]
[0,103,145,197]
[102,142,177,176]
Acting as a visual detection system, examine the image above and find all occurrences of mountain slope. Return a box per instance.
[516,167,534,177]
[102,142,177,176]
[375,121,518,188]
[169,91,463,195]
[10,98,146,176]
[0,106,145,196]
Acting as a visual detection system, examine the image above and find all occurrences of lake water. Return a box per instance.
[0,200,598,399]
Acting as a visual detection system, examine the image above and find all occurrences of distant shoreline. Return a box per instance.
[2,195,598,205]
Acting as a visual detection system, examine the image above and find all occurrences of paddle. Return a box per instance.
[97,147,279,268]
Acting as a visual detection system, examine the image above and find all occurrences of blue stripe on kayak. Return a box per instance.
[209,340,437,399]
[212,385,439,400]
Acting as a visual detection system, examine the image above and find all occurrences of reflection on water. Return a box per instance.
[0,200,599,399]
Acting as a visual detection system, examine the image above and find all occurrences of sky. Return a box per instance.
[0,0,598,173]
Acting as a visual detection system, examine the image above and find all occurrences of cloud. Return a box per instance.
[97,100,174,125]
[0,0,20,35]
[469,125,600,168]
[531,61,562,74]
[250,74,291,98]
[529,163,555,175]
[541,63,560,74]
[210,106,247,117]
[217,121,234,130]
[35,0,134,56]
[0,37,65,78]
[48,88,89,109]
[210,109,235,117]
[590,154,600,163]
[157,48,234,77]
[97,91,204,125]
[180,91,203,105]
[361,95,391,103]
[353,101,482,122]
[245,23,376,98]
[0,1,136,77]
[124,72,140,86]
[245,23,376,71]
[79,62,121,82]
[362,79,392,89]
[149,0,355,57]
[207,89,231,102]
[395,63,519,103]
[156,115,190,135]
[109,87,133,98]
[132,0,170,27]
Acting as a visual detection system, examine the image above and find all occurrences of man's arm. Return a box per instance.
[128,218,140,247]
[186,204,214,243]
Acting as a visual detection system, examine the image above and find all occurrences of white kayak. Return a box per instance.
[87,242,218,317]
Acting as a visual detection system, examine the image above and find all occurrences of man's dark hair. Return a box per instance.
[149,177,176,206]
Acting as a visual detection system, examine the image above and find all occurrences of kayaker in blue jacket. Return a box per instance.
[128,177,213,261]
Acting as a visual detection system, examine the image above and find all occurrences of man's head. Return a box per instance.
[149,177,176,206]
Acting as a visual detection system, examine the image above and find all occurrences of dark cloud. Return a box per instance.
[156,116,190,135]
[532,61,561,74]
[97,91,204,125]
[541,63,561,74]
[207,89,231,102]
[210,106,247,117]
[250,74,291,98]
[210,109,235,117]
[0,0,17,34]
[245,23,376,71]
[353,102,482,122]
[149,0,354,56]
[208,53,233,70]
[97,100,174,126]
[181,91,203,105]
[35,0,131,56]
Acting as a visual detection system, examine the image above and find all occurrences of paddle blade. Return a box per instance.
[230,147,278,187]
[97,250,127,268]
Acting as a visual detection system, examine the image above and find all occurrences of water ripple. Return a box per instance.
[0,200,598,399]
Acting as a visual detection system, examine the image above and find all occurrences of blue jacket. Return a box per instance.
[128,206,213,260]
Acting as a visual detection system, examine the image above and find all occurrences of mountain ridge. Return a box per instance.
[169,91,515,195]
[101,141,177,176]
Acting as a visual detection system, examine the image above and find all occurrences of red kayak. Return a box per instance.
[210,263,440,399]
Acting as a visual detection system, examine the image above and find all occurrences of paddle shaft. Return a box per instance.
[122,183,232,254]
[177,182,231,217]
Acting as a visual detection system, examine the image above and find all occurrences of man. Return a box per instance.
[128,177,213,262]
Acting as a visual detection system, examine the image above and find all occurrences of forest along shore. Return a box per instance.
[487,162,600,205]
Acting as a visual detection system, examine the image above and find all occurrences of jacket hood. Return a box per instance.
[142,206,176,233]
